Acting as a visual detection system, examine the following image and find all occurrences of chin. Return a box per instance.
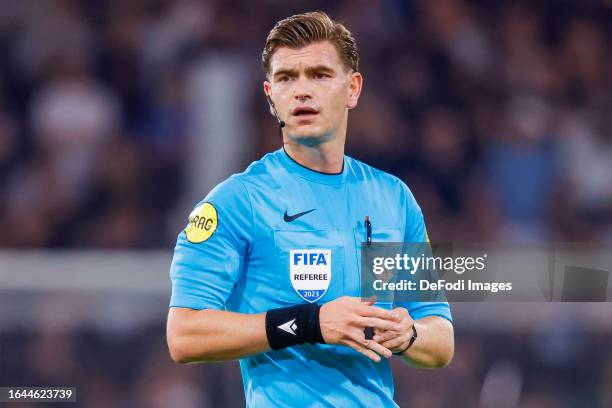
[288,128,332,146]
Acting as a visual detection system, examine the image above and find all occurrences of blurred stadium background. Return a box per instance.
[1,0,612,406]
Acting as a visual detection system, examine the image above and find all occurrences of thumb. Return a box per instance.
[362,295,377,306]
[390,310,404,322]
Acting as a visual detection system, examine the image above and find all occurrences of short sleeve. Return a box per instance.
[169,177,253,310]
[397,182,453,322]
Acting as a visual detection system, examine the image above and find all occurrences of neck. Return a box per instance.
[283,134,345,174]
[282,115,347,174]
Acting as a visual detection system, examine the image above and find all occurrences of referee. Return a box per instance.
[167,11,453,407]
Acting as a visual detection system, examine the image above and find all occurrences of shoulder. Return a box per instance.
[347,155,421,209]
[184,166,262,245]
[201,175,249,211]
[347,155,398,183]
[203,151,278,204]
[347,155,409,191]
[188,151,282,224]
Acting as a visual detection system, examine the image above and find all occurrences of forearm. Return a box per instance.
[400,316,454,368]
[167,307,269,363]
[167,297,403,365]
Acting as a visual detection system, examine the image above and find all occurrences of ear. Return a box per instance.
[263,80,276,116]
[346,72,363,110]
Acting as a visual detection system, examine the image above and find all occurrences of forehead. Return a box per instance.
[269,41,344,73]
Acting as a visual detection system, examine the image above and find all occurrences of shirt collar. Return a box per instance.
[278,147,348,185]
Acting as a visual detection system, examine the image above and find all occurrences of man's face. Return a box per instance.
[264,41,362,144]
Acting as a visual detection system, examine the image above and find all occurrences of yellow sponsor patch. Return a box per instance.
[185,202,218,243]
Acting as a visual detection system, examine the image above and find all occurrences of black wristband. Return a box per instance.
[265,303,325,350]
[393,324,418,355]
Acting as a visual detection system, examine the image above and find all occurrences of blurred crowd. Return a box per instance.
[1,2,612,406]
[1,0,612,247]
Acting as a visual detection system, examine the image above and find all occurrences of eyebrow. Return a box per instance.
[273,65,337,79]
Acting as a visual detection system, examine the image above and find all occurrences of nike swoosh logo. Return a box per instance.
[283,209,316,222]
[278,318,297,336]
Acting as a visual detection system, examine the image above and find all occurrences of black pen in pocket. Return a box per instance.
[365,216,372,246]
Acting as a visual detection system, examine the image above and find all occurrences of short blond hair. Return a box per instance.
[262,11,359,74]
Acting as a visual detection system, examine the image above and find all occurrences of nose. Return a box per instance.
[293,76,312,101]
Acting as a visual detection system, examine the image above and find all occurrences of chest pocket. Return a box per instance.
[273,229,344,305]
[353,227,403,308]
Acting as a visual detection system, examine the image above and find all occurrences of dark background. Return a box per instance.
[1,0,611,406]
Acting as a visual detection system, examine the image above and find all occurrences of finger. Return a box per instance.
[358,316,402,332]
[358,305,394,320]
[365,339,392,359]
[361,295,377,305]
[381,336,407,351]
[344,339,381,362]
[345,329,392,359]
[373,330,397,343]
[390,307,410,323]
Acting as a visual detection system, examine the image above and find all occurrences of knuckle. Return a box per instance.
[350,331,364,343]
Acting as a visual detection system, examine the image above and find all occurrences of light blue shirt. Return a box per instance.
[170,148,452,407]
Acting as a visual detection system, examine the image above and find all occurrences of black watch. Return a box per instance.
[393,324,417,355]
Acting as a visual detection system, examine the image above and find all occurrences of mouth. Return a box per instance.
[291,106,320,118]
